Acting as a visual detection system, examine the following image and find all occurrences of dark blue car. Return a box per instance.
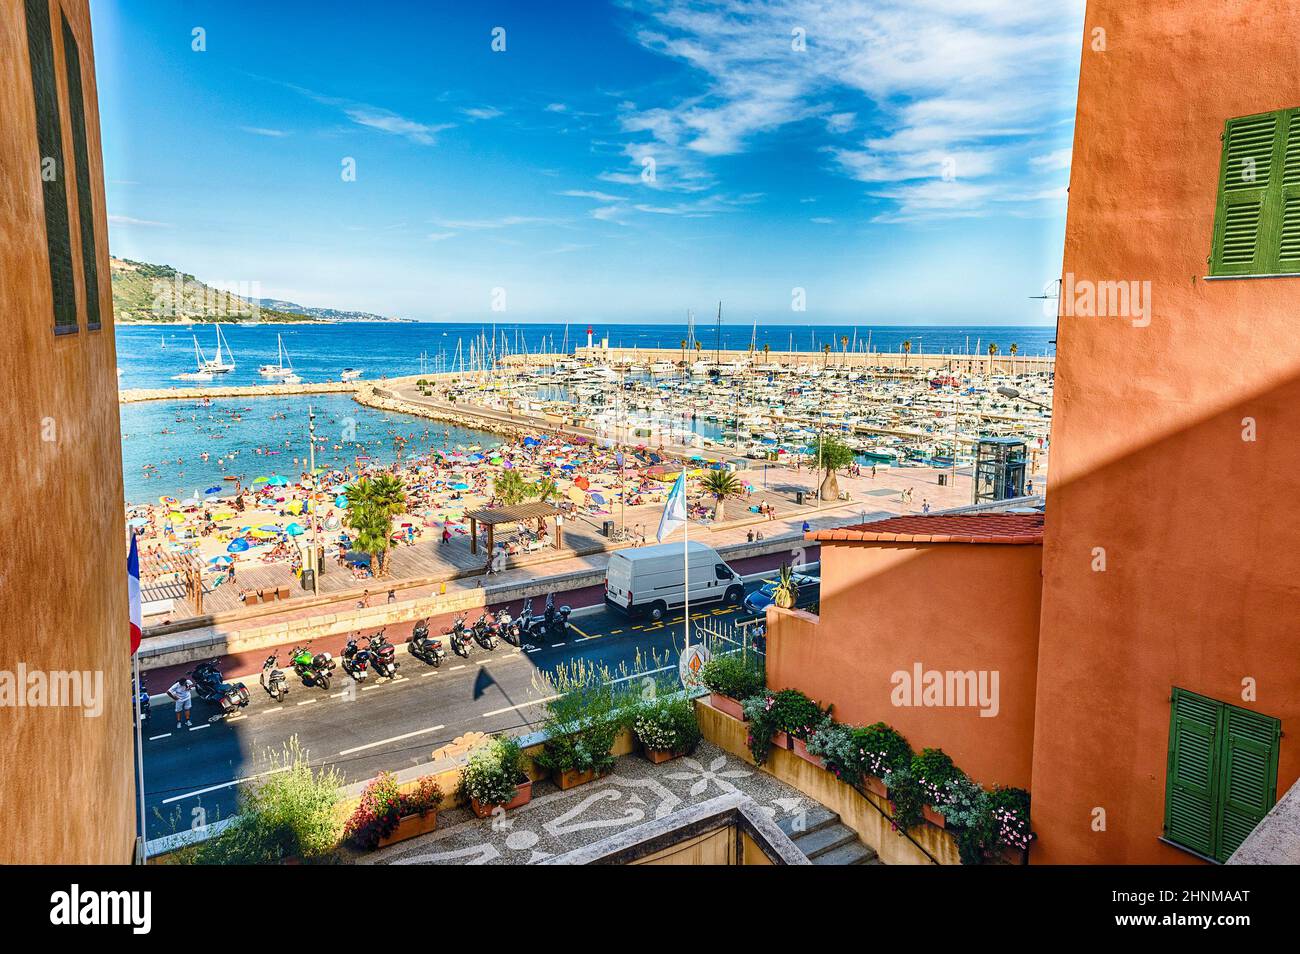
[743,574,819,615]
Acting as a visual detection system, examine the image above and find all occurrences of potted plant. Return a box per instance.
[343,771,443,850]
[461,735,531,818]
[912,748,963,828]
[771,563,800,609]
[742,689,828,766]
[699,654,764,721]
[632,695,701,763]
[854,722,913,797]
[534,678,626,789]
[990,787,1034,864]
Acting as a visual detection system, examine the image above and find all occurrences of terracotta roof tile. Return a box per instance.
[809,512,1044,545]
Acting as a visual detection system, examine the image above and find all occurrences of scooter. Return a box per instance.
[444,615,471,658]
[290,644,335,690]
[471,613,499,651]
[341,634,370,682]
[494,607,522,647]
[260,654,290,702]
[368,629,400,680]
[187,659,251,721]
[407,619,446,667]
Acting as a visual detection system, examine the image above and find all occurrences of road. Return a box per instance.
[138,581,790,842]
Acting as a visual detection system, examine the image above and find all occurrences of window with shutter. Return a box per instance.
[1164,688,1281,862]
[24,0,78,333]
[61,14,100,330]
[1210,107,1300,276]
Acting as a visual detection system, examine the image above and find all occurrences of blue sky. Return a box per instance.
[93,0,1084,325]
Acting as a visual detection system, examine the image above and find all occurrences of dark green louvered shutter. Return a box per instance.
[1165,689,1219,857]
[61,14,100,330]
[1217,706,1281,860]
[1276,111,1300,272]
[1210,112,1278,275]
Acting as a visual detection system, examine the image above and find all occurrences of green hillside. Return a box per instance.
[111,257,318,323]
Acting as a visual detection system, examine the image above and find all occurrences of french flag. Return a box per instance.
[128,534,142,654]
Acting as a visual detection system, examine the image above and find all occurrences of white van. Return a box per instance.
[605,541,744,621]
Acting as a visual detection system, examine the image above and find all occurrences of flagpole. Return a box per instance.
[133,651,147,862]
[682,462,689,662]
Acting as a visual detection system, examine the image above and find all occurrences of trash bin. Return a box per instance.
[602,520,615,537]
[301,568,315,591]
[938,474,947,487]
[795,490,807,505]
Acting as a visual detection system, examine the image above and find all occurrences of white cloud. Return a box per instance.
[109,214,169,227]
[462,106,503,120]
[558,189,626,202]
[344,106,453,144]
[617,0,1084,219]
[429,215,552,230]
[1030,146,1073,172]
[241,126,288,137]
[426,232,457,241]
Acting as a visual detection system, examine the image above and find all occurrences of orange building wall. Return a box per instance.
[1030,0,1300,863]
[0,0,135,863]
[767,540,1043,790]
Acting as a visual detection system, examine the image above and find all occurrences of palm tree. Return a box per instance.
[762,342,771,364]
[902,339,912,368]
[493,469,532,507]
[772,563,800,609]
[840,334,849,367]
[680,338,688,366]
[822,343,831,367]
[699,468,743,521]
[344,474,407,577]
[987,342,999,375]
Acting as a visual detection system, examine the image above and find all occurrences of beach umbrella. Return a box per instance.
[452,482,470,491]
[204,486,223,495]
[212,509,235,521]
[208,555,233,565]
[267,475,289,486]
[250,529,277,540]
[286,500,304,515]
[335,494,348,508]
[324,516,341,532]
[252,476,269,484]
[574,475,590,490]
[590,492,606,505]
[523,437,539,446]
[159,496,177,506]
[227,539,250,553]
[285,523,305,536]
[561,464,575,472]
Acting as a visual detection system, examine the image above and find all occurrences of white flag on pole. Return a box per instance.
[657,472,687,542]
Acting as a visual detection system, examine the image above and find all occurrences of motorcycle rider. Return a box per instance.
[166,677,195,728]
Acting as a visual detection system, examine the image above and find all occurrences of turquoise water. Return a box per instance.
[119,394,500,504]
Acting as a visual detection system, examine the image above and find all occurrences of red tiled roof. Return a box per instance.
[808,512,1044,545]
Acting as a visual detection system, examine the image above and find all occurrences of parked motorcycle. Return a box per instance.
[471,613,499,651]
[494,608,522,647]
[444,615,471,658]
[341,634,371,682]
[368,629,400,680]
[260,653,290,702]
[407,619,446,668]
[520,594,571,644]
[290,644,335,690]
[187,659,251,721]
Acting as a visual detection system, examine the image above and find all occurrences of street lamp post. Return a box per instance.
[308,404,320,595]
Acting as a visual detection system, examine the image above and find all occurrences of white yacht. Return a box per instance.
[202,325,235,373]
[175,337,216,382]
[259,334,296,378]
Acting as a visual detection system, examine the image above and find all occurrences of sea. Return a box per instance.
[116,322,1055,504]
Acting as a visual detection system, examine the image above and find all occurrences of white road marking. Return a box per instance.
[148,733,171,741]
[449,665,466,671]
[420,671,439,677]
[338,725,447,756]
[481,694,561,717]
[188,723,210,731]
[297,699,316,706]
[163,766,291,804]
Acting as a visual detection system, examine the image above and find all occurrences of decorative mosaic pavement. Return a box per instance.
[362,741,816,865]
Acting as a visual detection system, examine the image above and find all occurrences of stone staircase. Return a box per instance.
[778,805,881,864]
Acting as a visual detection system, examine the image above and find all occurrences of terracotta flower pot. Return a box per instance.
[771,730,791,750]
[864,775,889,798]
[709,693,746,721]
[376,811,438,848]
[922,804,947,829]
[643,745,687,764]
[791,737,824,768]
[554,766,609,790]
[470,779,532,818]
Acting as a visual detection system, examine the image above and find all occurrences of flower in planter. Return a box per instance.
[460,735,527,808]
[344,771,443,850]
[633,696,701,754]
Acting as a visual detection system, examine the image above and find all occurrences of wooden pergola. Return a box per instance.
[464,501,564,556]
[138,548,207,614]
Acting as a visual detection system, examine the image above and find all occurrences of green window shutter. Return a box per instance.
[24,0,78,333]
[1165,689,1219,857]
[1217,706,1281,861]
[1276,112,1300,272]
[61,14,100,330]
